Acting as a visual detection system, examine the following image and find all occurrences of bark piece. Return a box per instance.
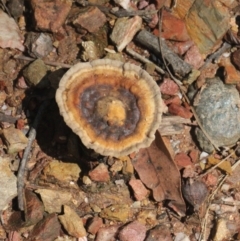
[0,10,24,51]
[58,205,86,238]
[173,0,230,55]
[134,30,192,77]
[30,0,72,32]
[27,213,61,241]
[25,190,44,225]
[111,16,142,52]
[2,127,28,154]
[73,6,107,33]
[0,157,17,211]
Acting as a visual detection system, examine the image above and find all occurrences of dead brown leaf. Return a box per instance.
[132,131,186,216]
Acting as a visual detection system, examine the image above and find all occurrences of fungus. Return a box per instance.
[56,59,163,157]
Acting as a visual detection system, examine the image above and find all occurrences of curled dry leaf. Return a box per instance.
[131,131,186,216]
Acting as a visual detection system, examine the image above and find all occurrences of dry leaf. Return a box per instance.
[207,156,232,175]
[132,131,186,216]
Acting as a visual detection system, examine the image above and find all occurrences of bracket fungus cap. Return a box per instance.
[56,59,163,157]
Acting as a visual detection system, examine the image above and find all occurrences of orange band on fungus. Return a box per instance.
[56,59,163,157]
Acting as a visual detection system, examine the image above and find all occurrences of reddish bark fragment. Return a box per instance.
[89,163,110,182]
[168,103,193,119]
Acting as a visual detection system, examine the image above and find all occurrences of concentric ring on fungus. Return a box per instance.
[56,59,163,157]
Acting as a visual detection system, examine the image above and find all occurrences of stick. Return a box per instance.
[126,46,165,74]
[17,100,49,211]
[14,55,72,68]
[134,29,192,77]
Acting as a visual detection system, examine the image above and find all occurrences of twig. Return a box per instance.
[157,10,220,152]
[14,55,73,68]
[199,158,240,241]
[110,9,158,18]
[198,146,239,179]
[200,42,231,71]
[17,100,49,211]
[126,46,165,74]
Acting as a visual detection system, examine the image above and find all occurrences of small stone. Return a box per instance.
[189,149,199,163]
[213,219,232,241]
[129,179,149,201]
[110,160,123,173]
[174,233,190,241]
[0,157,17,211]
[2,127,28,154]
[113,0,137,11]
[110,16,142,52]
[168,103,193,119]
[58,205,87,238]
[26,33,53,58]
[89,163,110,182]
[137,210,157,226]
[23,59,48,88]
[35,189,73,213]
[145,225,173,241]
[160,78,179,96]
[203,173,218,187]
[184,45,204,69]
[82,176,92,185]
[194,78,240,151]
[73,7,106,33]
[100,204,131,222]
[122,156,134,174]
[25,190,44,225]
[30,0,72,32]
[231,49,240,71]
[87,217,103,235]
[28,213,61,241]
[219,57,240,84]
[42,160,81,185]
[118,221,146,241]
[182,180,208,210]
[0,10,24,51]
[174,152,192,169]
[0,91,6,105]
[95,225,121,241]
[81,41,102,61]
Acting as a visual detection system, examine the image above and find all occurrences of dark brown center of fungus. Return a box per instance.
[80,84,140,141]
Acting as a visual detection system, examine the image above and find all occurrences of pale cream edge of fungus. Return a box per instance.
[56,59,163,157]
